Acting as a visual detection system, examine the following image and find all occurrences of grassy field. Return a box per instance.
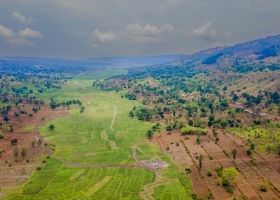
[3,68,192,200]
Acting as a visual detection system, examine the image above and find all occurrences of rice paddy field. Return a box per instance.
[3,69,192,200]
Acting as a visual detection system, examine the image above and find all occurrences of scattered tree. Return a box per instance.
[221,167,238,186]
[11,139,18,145]
[246,148,252,155]
[32,107,39,113]
[49,124,55,131]
[31,141,35,147]
[207,169,212,176]
[199,154,203,170]
[10,125,13,132]
[185,167,192,174]
[129,111,134,118]
[232,149,237,160]
[4,116,9,123]
[250,143,255,151]
[196,135,201,144]
[13,146,18,159]
[146,130,153,141]
[260,182,268,192]
[220,119,229,128]
[215,137,219,144]
[166,125,172,134]
[20,148,27,160]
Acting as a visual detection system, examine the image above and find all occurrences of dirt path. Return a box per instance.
[0,150,13,158]
[131,148,156,172]
[131,148,172,200]
[154,134,166,152]
[110,106,117,131]
[33,110,59,142]
[139,172,171,200]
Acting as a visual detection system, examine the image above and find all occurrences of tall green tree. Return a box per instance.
[4,116,9,123]
[129,111,134,118]
[221,167,238,186]
[146,130,153,141]
[232,149,237,160]
[166,125,172,134]
[20,147,27,160]
[199,154,203,171]
[13,146,18,159]
[220,119,228,128]
[196,135,201,144]
[49,124,55,131]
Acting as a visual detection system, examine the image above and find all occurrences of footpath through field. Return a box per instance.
[131,147,173,200]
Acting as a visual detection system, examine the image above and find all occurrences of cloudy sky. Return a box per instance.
[0,0,279,59]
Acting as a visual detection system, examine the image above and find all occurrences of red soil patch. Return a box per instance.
[154,128,280,199]
[0,105,70,196]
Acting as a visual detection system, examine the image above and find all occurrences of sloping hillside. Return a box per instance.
[179,34,280,72]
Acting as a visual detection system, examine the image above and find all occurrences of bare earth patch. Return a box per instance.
[153,128,280,199]
[0,106,70,196]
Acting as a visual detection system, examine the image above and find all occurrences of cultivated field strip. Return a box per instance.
[3,79,193,200]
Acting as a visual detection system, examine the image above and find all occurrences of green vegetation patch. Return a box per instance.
[18,125,35,132]
[4,165,154,200]
[153,180,192,200]
[229,123,280,154]
[180,126,208,135]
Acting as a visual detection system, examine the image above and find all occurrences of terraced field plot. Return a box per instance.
[6,158,155,200]
[3,72,193,200]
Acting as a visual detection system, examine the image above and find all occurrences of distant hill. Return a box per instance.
[176,35,280,73]
[0,57,111,75]
[0,56,110,68]
[85,54,187,67]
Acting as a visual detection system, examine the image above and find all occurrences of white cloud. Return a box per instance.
[93,29,118,43]
[123,24,162,43]
[91,23,173,45]
[6,38,33,46]
[19,28,43,38]
[11,12,35,23]
[222,30,232,38]
[127,24,161,35]
[161,23,174,32]
[0,24,15,37]
[191,21,216,41]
